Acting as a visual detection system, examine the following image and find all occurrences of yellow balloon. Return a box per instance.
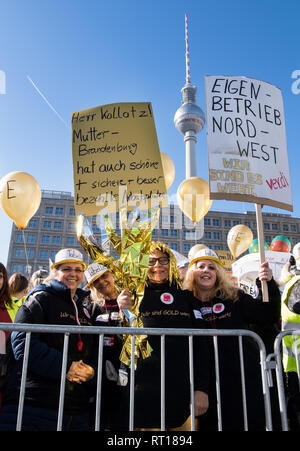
[188,244,208,261]
[177,177,212,222]
[227,224,253,258]
[160,152,175,190]
[0,171,41,229]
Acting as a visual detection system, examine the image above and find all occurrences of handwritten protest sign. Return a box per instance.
[205,76,293,212]
[72,102,167,216]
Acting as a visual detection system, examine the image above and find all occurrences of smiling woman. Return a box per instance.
[117,241,210,431]
[184,248,282,431]
[0,248,98,431]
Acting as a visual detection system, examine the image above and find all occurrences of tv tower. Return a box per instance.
[174,13,205,178]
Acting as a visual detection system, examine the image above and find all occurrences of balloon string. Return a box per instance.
[21,229,30,276]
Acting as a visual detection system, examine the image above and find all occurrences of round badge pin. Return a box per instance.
[212,303,225,314]
[160,293,174,305]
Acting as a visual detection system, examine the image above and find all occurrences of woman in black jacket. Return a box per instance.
[117,241,210,430]
[0,248,97,431]
[184,248,282,431]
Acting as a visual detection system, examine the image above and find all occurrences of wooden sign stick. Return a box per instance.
[255,203,269,302]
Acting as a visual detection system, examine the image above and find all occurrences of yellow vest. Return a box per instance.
[281,275,300,372]
[5,297,24,322]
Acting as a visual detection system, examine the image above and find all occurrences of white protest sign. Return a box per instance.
[205,76,293,212]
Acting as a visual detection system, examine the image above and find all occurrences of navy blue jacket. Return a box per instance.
[3,280,97,414]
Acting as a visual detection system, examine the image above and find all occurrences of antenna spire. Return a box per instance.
[185,13,191,84]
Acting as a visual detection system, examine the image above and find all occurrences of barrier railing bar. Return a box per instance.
[57,333,69,431]
[238,336,248,431]
[160,334,165,431]
[188,335,195,431]
[95,334,104,431]
[129,335,135,431]
[16,331,31,431]
[213,336,222,431]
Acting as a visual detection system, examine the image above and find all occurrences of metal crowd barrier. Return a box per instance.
[0,323,284,431]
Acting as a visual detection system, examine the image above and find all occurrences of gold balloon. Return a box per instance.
[177,177,212,222]
[160,152,175,190]
[0,171,41,229]
[188,244,208,261]
[227,224,253,259]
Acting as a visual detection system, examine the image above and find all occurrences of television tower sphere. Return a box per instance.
[174,83,205,135]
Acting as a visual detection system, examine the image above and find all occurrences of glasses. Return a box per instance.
[148,257,169,266]
[59,267,84,274]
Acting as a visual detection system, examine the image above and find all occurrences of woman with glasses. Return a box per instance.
[117,241,210,431]
[0,249,97,431]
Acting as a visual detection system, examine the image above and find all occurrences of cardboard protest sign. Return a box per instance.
[205,76,293,212]
[72,102,167,216]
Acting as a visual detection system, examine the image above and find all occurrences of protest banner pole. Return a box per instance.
[255,203,269,302]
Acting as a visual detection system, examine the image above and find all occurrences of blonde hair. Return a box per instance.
[183,260,239,302]
[149,241,182,288]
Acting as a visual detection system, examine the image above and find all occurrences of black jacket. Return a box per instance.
[128,281,210,428]
[3,280,98,414]
[193,278,281,431]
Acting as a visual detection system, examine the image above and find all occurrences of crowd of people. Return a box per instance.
[0,241,299,431]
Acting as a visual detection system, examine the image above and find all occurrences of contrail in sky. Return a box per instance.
[27,75,69,129]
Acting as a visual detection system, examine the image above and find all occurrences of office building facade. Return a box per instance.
[6,190,300,276]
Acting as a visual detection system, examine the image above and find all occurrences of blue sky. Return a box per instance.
[0,0,299,264]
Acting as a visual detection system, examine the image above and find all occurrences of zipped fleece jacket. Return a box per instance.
[2,280,97,414]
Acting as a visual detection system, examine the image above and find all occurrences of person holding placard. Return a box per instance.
[184,248,281,431]
[117,241,210,430]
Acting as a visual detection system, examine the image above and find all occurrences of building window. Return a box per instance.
[272,223,279,231]
[43,221,52,229]
[204,218,211,226]
[27,249,34,258]
[40,250,48,259]
[213,232,221,240]
[152,229,156,236]
[244,222,250,227]
[54,221,62,230]
[14,248,24,257]
[291,224,297,232]
[55,207,64,215]
[11,263,23,272]
[69,207,76,216]
[68,223,75,232]
[265,236,272,244]
[224,220,231,228]
[170,230,178,237]
[184,244,191,252]
[28,219,39,228]
[264,223,270,230]
[45,206,53,215]
[169,243,178,251]
[212,219,220,227]
[205,231,212,239]
[66,236,76,246]
[233,220,239,226]
[214,245,222,250]
[42,235,50,244]
[161,229,168,237]
[50,250,56,260]
[52,236,61,245]
[26,234,36,243]
[283,224,288,232]
[16,233,24,243]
